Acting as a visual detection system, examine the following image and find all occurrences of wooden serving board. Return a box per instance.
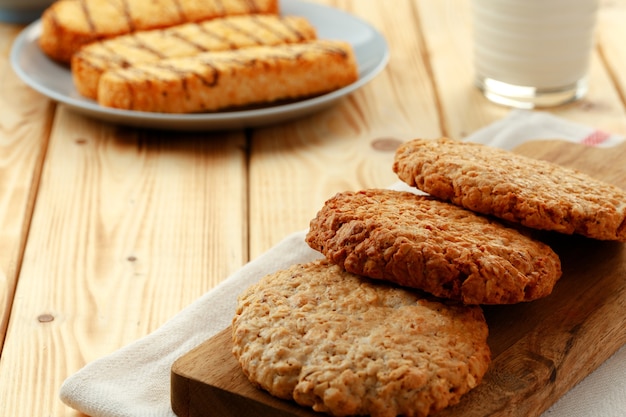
[171,140,626,417]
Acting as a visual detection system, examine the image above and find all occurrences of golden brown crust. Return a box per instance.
[97,39,358,113]
[39,0,280,63]
[71,15,316,99]
[232,259,491,417]
[393,137,626,241]
[306,189,562,305]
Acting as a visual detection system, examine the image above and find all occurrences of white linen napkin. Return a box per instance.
[60,109,626,417]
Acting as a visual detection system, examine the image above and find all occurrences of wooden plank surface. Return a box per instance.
[0,23,53,352]
[0,108,248,416]
[597,0,626,102]
[171,139,626,417]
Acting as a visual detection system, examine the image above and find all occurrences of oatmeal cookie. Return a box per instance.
[232,259,491,417]
[306,189,562,305]
[393,137,626,241]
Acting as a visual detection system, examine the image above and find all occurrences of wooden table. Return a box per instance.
[1,0,625,416]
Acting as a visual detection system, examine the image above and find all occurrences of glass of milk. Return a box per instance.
[471,0,599,108]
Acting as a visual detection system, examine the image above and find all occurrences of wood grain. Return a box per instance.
[171,139,626,417]
[0,24,53,352]
[597,0,626,108]
[0,108,248,416]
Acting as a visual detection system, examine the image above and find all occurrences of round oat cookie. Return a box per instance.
[393,137,626,241]
[305,189,562,305]
[232,259,491,417]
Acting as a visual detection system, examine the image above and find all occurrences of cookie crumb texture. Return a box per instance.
[306,189,562,305]
[393,137,626,241]
[232,260,491,417]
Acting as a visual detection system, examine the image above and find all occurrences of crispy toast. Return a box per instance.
[97,39,359,113]
[39,0,280,63]
[72,15,316,99]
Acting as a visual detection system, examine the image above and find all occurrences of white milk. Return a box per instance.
[472,0,599,107]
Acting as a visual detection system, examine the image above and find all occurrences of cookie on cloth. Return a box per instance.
[305,189,562,305]
[232,259,491,417]
[393,137,626,241]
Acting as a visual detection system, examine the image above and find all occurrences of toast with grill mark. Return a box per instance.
[72,14,317,100]
[97,39,359,114]
[39,0,280,63]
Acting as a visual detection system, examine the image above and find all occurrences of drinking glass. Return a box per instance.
[472,0,599,108]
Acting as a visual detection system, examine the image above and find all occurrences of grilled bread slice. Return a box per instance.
[39,0,280,63]
[97,39,359,114]
[72,15,317,100]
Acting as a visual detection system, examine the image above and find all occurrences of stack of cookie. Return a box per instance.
[232,138,626,417]
[37,0,358,113]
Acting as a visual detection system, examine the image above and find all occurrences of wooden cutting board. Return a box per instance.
[171,140,626,417]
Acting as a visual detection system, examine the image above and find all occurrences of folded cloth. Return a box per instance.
[59,110,626,417]
[467,109,625,149]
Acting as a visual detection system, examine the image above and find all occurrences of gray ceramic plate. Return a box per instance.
[10,0,389,130]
